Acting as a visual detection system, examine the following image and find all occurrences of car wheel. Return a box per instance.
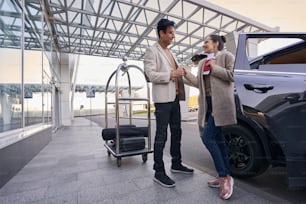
[222,125,269,178]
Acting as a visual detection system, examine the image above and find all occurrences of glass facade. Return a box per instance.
[0,0,59,141]
[0,0,22,132]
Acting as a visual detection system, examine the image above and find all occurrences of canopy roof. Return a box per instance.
[1,0,276,62]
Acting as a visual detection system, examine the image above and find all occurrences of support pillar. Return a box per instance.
[225,31,239,56]
[59,53,72,126]
[0,93,12,125]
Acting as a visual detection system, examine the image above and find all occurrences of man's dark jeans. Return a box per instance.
[153,96,182,173]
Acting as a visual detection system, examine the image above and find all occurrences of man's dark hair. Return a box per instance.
[157,18,175,38]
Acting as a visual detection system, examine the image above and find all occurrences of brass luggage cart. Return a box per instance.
[102,58,153,167]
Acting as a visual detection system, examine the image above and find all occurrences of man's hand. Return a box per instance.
[170,68,186,80]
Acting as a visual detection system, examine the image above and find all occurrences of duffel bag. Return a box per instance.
[101,126,148,141]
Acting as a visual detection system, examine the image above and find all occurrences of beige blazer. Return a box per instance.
[185,50,237,128]
[144,43,185,103]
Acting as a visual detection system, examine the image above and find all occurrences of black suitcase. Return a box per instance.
[101,126,148,141]
[119,137,145,152]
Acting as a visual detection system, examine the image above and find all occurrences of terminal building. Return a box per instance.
[0,0,276,188]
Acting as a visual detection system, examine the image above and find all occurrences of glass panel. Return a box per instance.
[24,50,43,126]
[24,1,43,126]
[0,0,22,133]
[42,11,60,128]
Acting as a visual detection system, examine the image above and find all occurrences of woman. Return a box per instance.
[184,35,236,200]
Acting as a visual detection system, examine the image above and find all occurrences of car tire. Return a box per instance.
[222,125,269,178]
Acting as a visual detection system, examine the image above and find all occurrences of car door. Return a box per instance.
[234,33,306,187]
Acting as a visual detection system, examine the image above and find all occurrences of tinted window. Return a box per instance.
[247,38,306,73]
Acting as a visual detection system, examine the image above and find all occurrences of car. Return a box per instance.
[223,33,306,188]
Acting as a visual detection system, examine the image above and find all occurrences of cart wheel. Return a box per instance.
[107,150,111,157]
[117,157,121,167]
[142,153,148,163]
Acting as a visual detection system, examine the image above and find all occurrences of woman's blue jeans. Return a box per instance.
[201,96,230,177]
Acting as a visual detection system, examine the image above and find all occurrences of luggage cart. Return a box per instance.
[102,57,153,167]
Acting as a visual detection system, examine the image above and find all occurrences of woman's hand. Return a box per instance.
[206,59,216,68]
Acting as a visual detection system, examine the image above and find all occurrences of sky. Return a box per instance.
[209,0,306,32]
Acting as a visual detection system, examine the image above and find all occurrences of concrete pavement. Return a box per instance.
[0,117,277,204]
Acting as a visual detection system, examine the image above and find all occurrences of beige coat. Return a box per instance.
[185,50,237,129]
[144,43,185,103]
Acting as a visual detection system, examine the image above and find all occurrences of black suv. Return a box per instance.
[223,33,306,188]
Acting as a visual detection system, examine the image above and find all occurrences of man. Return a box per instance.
[144,18,194,188]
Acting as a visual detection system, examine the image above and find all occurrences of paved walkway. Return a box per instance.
[0,118,279,204]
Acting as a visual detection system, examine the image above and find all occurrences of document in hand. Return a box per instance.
[203,53,215,75]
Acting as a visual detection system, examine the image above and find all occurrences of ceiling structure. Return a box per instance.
[1,0,276,62]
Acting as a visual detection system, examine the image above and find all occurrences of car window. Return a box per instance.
[247,38,306,73]
[247,38,303,58]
